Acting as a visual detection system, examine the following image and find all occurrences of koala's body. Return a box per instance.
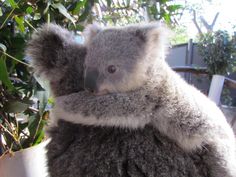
[27,23,236,177]
[47,120,209,177]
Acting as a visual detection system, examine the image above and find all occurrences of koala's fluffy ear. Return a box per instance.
[129,22,171,59]
[83,23,102,44]
[26,23,86,81]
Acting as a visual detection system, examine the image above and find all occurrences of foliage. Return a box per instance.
[198,30,236,106]
[198,30,236,77]
[0,35,49,154]
[95,0,183,26]
[0,0,183,155]
[0,0,96,32]
[171,25,189,45]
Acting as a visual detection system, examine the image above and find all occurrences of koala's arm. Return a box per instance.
[26,24,86,96]
[53,70,236,177]
[152,68,236,177]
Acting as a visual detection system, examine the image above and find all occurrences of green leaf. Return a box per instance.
[167,5,182,12]
[33,129,45,145]
[3,100,30,113]
[0,56,15,91]
[6,0,18,8]
[48,97,54,105]
[28,113,41,143]
[78,2,91,22]
[14,16,25,32]
[73,0,87,14]
[149,5,158,15]
[51,3,76,24]
[33,13,41,20]
[32,119,46,145]
[163,13,171,24]
[26,6,34,14]
[160,0,168,4]
[75,24,84,31]
[35,90,49,114]
[0,7,3,16]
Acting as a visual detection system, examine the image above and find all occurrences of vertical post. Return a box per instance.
[208,75,225,105]
[185,39,193,83]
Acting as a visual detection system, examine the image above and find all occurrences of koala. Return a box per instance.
[80,23,235,176]
[27,23,86,97]
[26,23,235,177]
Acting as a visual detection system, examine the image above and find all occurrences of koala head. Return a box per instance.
[83,23,169,95]
[26,24,87,97]
[27,23,169,97]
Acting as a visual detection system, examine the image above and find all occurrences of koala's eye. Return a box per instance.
[107,65,116,74]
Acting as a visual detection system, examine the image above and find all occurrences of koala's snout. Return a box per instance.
[84,68,99,93]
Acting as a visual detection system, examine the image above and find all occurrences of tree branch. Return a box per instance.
[200,12,219,32]
[200,16,211,31]
[192,10,203,36]
[211,12,219,29]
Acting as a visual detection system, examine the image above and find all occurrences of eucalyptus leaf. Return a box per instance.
[33,129,45,145]
[78,0,92,22]
[163,13,171,24]
[48,97,54,105]
[6,0,18,8]
[0,7,3,16]
[26,6,34,14]
[32,119,46,145]
[14,16,25,32]
[33,13,41,20]
[28,113,41,143]
[76,24,84,31]
[51,3,76,24]
[73,0,87,14]
[35,90,50,114]
[167,5,182,11]
[0,56,14,91]
[4,100,30,113]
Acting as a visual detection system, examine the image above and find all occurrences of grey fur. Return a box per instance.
[57,23,236,176]
[27,23,236,177]
[83,23,168,94]
[79,23,236,177]
[26,23,86,96]
[47,120,209,177]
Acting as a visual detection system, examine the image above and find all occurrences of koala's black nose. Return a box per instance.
[84,68,99,93]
